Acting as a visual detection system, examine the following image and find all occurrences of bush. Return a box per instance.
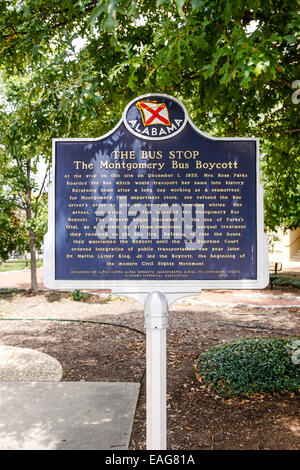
[70,289,89,301]
[197,337,300,398]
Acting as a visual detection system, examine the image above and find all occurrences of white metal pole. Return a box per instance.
[144,291,168,450]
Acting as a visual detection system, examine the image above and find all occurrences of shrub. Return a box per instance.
[197,337,300,398]
[274,275,300,289]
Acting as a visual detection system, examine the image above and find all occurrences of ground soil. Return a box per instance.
[0,287,299,450]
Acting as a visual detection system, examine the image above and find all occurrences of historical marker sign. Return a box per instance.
[44,94,268,293]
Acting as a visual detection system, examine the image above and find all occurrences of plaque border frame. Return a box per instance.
[44,93,269,293]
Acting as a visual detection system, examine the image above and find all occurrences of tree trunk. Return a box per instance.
[26,159,38,291]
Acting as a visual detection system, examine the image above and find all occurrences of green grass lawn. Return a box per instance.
[0,260,43,272]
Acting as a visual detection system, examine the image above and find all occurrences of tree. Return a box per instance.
[0,185,26,262]
[0,75,49,289]
[0,0,299,231]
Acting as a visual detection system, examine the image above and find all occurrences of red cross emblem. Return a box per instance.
[136,101,171,126]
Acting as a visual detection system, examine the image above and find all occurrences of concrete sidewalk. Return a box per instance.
[0,381,140,450]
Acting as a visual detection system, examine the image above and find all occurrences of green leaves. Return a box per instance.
[89,5,104,25]
[223,1,231,25]
[0,189,27,261]
[0,0,299,232]
[174,0,185,17]
[89,2,118,31]
[191,0,205,9]
[70,289,90,301]
[197,338,300,398]
[23,4,31,18]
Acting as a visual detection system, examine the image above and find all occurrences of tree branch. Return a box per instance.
[35,166,49,204]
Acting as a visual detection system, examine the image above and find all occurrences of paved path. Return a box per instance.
[0,265,298,450]
[0,340,139,450]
